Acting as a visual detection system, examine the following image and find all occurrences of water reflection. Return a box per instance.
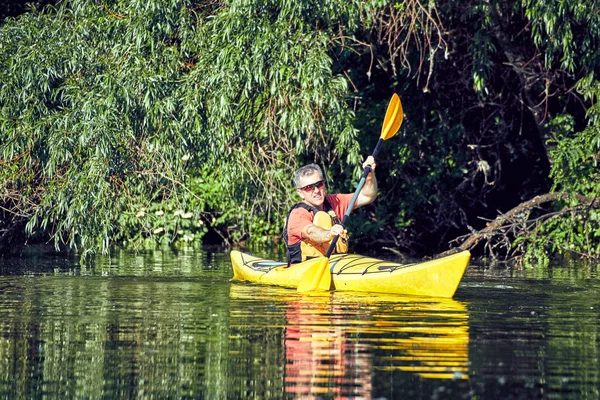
[229,285,470,398]
[3,248,597,399]
[0,249,234,400]
[283,295,375,398]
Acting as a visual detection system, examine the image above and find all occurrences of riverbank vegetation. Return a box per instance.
[1,0,599,263]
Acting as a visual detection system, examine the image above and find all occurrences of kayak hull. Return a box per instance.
[230,250,470,298]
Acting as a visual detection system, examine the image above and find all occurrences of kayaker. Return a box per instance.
[283,157,377,265]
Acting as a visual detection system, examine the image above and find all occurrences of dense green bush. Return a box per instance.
[0,0,373,256]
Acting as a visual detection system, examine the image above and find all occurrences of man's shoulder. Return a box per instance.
[289,204,313,217]
[290,201,317,213]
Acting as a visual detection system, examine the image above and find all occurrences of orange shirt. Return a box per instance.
[286,194,353,246]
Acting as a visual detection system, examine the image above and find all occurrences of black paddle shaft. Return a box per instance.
[324,138,383,258]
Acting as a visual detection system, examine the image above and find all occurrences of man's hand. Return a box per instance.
[363,155,376,173]
[329,223,347,239]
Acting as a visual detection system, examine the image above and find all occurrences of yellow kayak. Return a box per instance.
[230,250,470,298]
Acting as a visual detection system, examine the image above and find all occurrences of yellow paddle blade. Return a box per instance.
[315,265,333,291]
[381,93,403,140]
[297,257,332,293]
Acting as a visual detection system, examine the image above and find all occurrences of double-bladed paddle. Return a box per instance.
[297,93,404,293]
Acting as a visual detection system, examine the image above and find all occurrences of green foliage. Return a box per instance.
[2,0,600,263]
[518,81,600,262]
[0,0,379,255]
[1,0,195,256]
[523,0,600,72]
[517,202,600,265]
[550,127,600,196]
[466,1,497,97]
[347,96,471,252]
[175,0,385,245]
[386,116,471,251]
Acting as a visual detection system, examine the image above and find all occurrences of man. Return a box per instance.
[283,157,377,265]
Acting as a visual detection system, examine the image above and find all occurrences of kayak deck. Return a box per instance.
[230,250,470,298]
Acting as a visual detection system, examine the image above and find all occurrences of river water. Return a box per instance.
[0,247,598,399]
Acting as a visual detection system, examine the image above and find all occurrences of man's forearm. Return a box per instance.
[305,225,332,243]
[357,174,378,206]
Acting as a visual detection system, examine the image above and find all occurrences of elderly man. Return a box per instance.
[283,157,377,265]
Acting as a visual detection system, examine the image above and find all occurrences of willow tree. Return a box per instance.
[1,0,197,255]
[0,0,379,256]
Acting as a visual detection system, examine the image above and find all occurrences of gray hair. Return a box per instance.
[293,164,323,188]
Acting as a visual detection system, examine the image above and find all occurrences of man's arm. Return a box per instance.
[289,208,347,244]
[302,223,347,243]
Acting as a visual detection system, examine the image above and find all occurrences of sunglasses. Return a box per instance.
[298,180,325,192]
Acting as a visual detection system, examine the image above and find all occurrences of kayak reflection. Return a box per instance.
[229,284,470,398]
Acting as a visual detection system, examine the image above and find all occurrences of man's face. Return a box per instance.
[296,172,326,208]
